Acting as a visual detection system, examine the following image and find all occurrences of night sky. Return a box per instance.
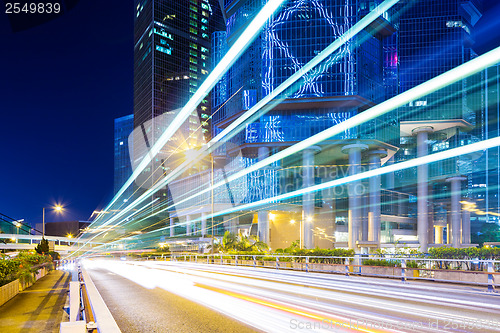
[0,1,499,228]
[0,0,133,225]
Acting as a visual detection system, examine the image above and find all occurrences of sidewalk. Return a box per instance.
[0,270,70,333]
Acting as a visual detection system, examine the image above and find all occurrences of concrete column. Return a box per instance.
[257,211,269,244]
[186,215,191,236]
[462,209,471,244]
[342,143,369,250]
[302,146,321,249]
[413,126,433,252]
[368,150,386,244]
[447,177,465,248]
[257,146,270,244]
[362,194,369,242]
[446,206,451,244]
[428,185,435,244]
[201,212,207,237]
[170,217,174,237]
[385,155,395,189]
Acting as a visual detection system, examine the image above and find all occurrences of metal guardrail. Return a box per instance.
[60,261,121,333]
[140,253,499,291]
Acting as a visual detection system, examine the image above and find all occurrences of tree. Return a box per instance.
[472,222,500,246]
[209,231,269,253]
[35,238,49,254]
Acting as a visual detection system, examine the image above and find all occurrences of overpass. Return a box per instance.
[0,234,103,254]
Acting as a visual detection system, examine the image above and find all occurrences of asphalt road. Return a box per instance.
[86,264,258,333]
[84,260,500,332]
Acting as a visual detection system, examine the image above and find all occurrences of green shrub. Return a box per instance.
[0,258,18,286]
[362,259,397,267]
[428,247,500,260]
[0,251,53,287]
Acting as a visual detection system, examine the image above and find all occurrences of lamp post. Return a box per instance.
[42,205,63,237]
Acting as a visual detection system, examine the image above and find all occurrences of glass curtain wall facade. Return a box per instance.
[133,0,224,200]
[394,0,483,250]
[212,0,402,250]
[204,0,489,251]
[114,114,134,199]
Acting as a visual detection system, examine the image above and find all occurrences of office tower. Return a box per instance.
[134,0,223,138]
[207,0,490,252]
[132,1,223,186]
[213,0,400,250]
[395,0,483,251]
[114,114,134,200]
[130,1,224,239]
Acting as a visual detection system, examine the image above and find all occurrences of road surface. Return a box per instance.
[84,259,500,332]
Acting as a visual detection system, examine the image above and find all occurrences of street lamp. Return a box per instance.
[42,205,64,237]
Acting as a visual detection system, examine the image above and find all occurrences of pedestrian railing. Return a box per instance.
[142,253,500,291]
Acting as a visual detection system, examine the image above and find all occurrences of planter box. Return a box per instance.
[360,266,402,277]
[20,267,49,291]
[0,279,19,306]
[433,270,488,284]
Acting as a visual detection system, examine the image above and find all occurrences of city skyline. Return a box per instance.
[1,0,500,245]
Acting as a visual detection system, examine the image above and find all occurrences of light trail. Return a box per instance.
[84,259,500,332]
[118,45,500,237]
[94,0,287,223]
[124,134,500,240]
[80,6,500,251]
[74,0,401,250]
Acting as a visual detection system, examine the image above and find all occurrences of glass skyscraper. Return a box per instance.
[114,114,134,200]
[132,0,224,197]
[206,0,487,251]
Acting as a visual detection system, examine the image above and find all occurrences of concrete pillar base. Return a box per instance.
[342,143,369,249]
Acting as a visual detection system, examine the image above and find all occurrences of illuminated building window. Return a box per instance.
[189,50,198,56]
[156,45,171,55]
[190,65,197,72]
[202,11,208,17]
[202,33,208,39]
[201,18,208,24]
[189,5,197,12]
[190,28,198,34]
[190,20,197,27]
[201,47,208,53]
[189,12,197,19]
[189,42,197,49]
[189,57,197,64]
